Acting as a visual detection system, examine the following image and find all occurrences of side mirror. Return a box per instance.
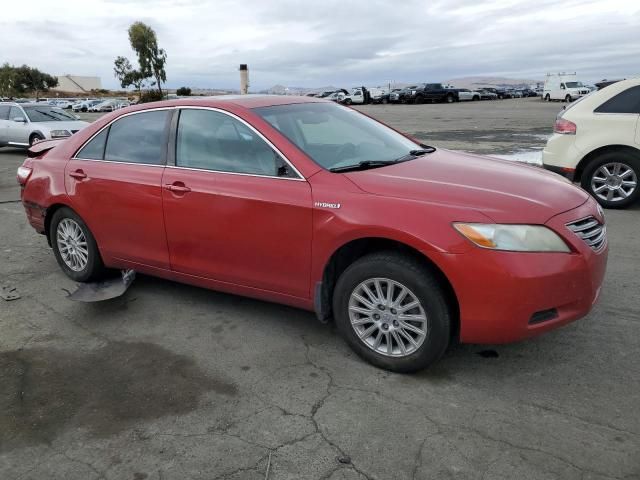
[13,117,26,123]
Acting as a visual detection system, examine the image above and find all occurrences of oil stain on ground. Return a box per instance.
[0,341,237,452]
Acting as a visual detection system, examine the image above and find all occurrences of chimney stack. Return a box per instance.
[239,64,249,94]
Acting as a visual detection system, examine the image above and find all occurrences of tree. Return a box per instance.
[0,63,17,97]
[127,22,167,96]
[176,87,191,96]
[11,65,58,99]
[114,56,146,98]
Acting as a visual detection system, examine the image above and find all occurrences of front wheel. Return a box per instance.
[333,252,451,372]
[565,94,572,102]
[343,98,352,105]
[446,94,455,103]
[582,152,640,209]
[50,207,105,282]
[29,133,44,146]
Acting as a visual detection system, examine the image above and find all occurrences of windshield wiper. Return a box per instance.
[329,160,399,173]
[328,145,436,173]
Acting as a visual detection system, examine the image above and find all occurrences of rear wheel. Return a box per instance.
[545,94,551,102]
[50,207,105,282]
[582,151,640,209]
[333,252,451,372]
[414,95,424,104]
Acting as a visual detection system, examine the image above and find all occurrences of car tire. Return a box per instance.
[333,251,451,373]
[473,95,480,101]
[344,98,352,105]
[446,94,455,103]
[50,207,105,282]
[565,94,572,102]
[29,133,44,146]
[581,151,640,209]
[414,95,424,104]
[545,94,551,102]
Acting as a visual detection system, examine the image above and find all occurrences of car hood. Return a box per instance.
[35,120,89,131]
[345,149,589,223]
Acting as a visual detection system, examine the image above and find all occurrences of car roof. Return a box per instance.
[123,95,328,113]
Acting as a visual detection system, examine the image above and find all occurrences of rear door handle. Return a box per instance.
[163,183,191,194]
[69,170,87,180]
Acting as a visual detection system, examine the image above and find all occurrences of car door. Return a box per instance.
[7,106,30,145]
[161,107,313,299]
[0,105,10,143]
[65,109,172,269]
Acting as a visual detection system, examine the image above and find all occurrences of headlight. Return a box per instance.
[411,90,416,95]
[50,130,71,138]
[453,223,570,252]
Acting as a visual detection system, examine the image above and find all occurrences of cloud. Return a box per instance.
[2,0,639,89]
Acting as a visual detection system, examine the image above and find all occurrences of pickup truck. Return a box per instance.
[405,84,459,104]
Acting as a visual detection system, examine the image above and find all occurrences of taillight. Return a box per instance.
[17,165,33,186]
[554,118,577,135]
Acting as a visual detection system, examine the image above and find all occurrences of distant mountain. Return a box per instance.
[446,76,542,89]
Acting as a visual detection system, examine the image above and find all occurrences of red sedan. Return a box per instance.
[17,96,608,372]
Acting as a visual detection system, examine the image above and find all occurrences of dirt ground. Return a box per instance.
[1,98,639,480]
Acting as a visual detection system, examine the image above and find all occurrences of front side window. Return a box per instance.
[253,102,419,171]
[9,107,24,121]
[175,109,296,178]
[104,110,169,165]
[594,86,640,114]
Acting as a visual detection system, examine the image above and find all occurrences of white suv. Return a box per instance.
[542,78,640,209]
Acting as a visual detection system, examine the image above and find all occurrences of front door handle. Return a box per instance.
[69,170,87,180]
[164,183,191,194]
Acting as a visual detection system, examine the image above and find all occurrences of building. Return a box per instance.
[52,75,102,94]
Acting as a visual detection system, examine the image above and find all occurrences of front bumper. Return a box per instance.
[543,163,575,181]
[433,200,607,344]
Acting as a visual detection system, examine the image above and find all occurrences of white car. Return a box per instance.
[342,88,366,105]
[457,89,482,101]
[543,73,591,102]
[542,78,640,208]
[0,102,89,147]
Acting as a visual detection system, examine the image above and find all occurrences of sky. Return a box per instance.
[2,0,639,90]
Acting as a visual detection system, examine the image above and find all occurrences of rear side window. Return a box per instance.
[104,110,169,164]
[76,128,108,160]
[594,86,640,114]
[0,105,10,120]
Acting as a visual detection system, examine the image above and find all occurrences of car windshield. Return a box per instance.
[23,106,77,122]
[565,82,584,88]
[253,102,422,171]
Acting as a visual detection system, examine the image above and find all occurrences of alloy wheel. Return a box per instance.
[591,162,638,202]
[348,278,428,357]
[56,218,89,271]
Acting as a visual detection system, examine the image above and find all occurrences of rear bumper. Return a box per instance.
[432,200,607,344]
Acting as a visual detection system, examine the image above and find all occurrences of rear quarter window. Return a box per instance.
[594,86,640,114]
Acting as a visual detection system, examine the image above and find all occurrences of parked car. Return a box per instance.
[73,100,102,113]
[342,87,370,105]
[457,89,482,101]
[477,89,498,100]
[326,91,346,102]
[0,102,88,147]
[385,88,404,104]
[543,78,640,208]
[483,88,509,99]
[17,96,608,372]
[405,83,458,104]
[54,100,74,109]
[521,89,538,98]
[543,73,591,102]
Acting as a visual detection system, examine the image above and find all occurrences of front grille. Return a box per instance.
[566,216,606,251]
